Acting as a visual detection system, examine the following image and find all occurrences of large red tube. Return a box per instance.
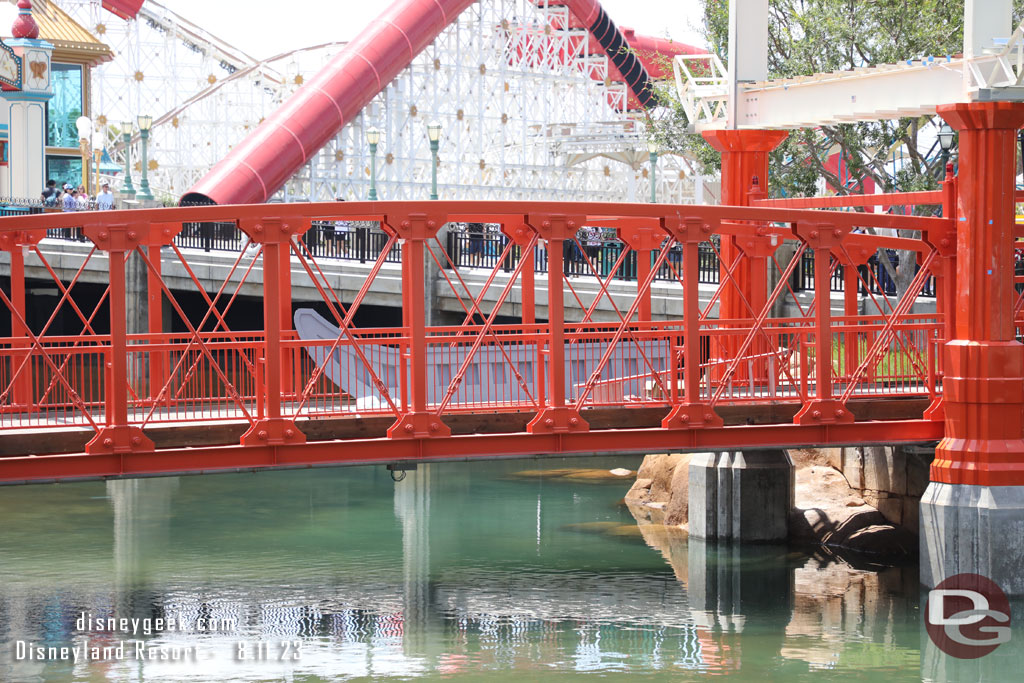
[102,0,144,20]
[184,0,478,205]
[184,0,676,206]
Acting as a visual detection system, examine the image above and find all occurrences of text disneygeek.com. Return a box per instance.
[12,611,303,663]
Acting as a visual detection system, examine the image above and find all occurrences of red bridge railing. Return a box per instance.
[0,196,957,482]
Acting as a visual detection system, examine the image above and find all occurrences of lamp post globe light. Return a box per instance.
[136,114,154,200]
[367,127,381,201]
[120,120,136,197]
[75,116,91,192]
[427,121,441,200]
[937,122,955,168]
[647,139,659,204]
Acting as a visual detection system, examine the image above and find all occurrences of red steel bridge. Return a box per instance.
[0,102,1023,490]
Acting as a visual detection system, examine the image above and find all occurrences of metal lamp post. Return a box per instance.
[75,115,91,193]
[647,139,659,204]
[92,130,104,198]
[427,121,441,200]
[367,127,380,200]
[938,122,955,169]
[120,120,136,197]
[136,114,154,200]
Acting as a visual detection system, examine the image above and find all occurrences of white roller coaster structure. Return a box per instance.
[58,0,706,204]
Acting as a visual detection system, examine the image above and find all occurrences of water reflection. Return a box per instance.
[0,458,1007,680]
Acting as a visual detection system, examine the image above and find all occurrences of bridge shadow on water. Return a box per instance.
[0,457,1019,681]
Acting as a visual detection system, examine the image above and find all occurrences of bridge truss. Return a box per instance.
[59,0,697,203]
[0,186,982,483]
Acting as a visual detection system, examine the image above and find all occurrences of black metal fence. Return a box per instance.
[17,205,941,297]
[445,230,720,284]
[790,249,936,297]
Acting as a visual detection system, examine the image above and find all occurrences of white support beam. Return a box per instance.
[727,0,768,128]
[679,5,1024,131]
[733,61,965,129]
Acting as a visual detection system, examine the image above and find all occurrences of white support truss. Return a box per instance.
[675,19,1024,131]
[57,0,697,204]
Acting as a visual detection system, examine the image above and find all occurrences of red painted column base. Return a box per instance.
[241,419,306,446]
[932,340,1024,485]
[662,404,723,429]
[527,407,588,434]
[86,426,154,454]
[388,413,452,439]
[794,400,855,425]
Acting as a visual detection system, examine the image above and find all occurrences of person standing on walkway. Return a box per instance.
[62,186,77,211]
[41,179,59,207]
[96,183,115,210]
[333,197,350,258]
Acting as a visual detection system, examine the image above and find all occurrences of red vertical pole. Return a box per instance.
[546,236,566,409]
[278,238,294,396]
[930,102,1024,486]
[147,244,165,399]
[387,213,450,438]
[238,218,305,446]
[812,246,833,401]
[262,240,284,421]
[521,238,535,325]
[843,264,858,379]
[637,248,652,321]
[701,136,787,303]
[108,247,129,428]
[701,131,786,384]
[408,238,428,414]
[662,218,723,429]
[9,245,30,406]
[683,240,700,402]
[793,222,853,425]
[525,215,586,433]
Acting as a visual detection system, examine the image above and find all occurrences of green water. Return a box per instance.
[0,456,1018,681]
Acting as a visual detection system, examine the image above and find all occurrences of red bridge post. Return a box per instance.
[386,212,451,439]
[0,230,41,408]
[237,217,306,447]
[703,129,787,383]
[525,213,588,434]
[921,101,1024,595]
[81,222,154,455]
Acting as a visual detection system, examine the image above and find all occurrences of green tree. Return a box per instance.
[645,0,1024,293]
[649,0,1024,199]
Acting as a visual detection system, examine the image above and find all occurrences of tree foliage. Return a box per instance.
[648,0,1024,199]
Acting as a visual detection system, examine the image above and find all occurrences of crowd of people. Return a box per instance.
[40,178,115,211]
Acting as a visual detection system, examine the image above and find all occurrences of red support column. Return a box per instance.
[837,244,872,382]
[525,213,587,434]
[238,217,306,447]
[702,130,787,358]
[8,242,30,406]
[278,238,295,397]
[0,231,45,407]
[80,223,154,454]
[662,217,723,429]
[932,102,1024,486]
[146,244,166,399]
[387,212,451,439]
[793,222,854,425]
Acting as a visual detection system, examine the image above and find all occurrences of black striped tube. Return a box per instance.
[585,5,658,108]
